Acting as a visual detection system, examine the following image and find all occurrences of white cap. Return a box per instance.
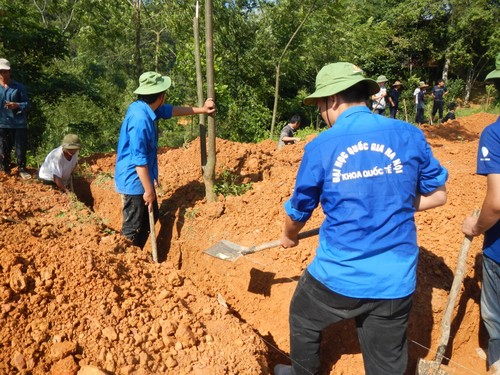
[0,58,11,70]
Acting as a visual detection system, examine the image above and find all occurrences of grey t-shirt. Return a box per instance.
[278,124,295,149]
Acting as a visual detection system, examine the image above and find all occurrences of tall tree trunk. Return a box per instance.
[134,0,142,80]
[464,68,473,105]
[442,56,450,81]
[270,64,280,139]
[153,29,164,72]
[269,3,316,139]
[204,0,216,202]
[194,1,207,170]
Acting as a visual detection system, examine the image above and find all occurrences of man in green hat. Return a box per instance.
[274,62,448,375]
[115,71,215,250]
[371,74,388,115]
[462,53,500,374]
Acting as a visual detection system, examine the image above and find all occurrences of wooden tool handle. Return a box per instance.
[435,209,480,363]
[240,227,320,255]
[148,209,158,263]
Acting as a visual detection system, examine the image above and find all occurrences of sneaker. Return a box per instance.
[19,171,31,180]
[274,364,292,375]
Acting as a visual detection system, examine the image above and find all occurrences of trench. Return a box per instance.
[72,137,491,375]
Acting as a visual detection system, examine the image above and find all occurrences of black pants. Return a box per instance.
[121,194,159,249]
[0,128,27,171]
[289,270,412,375]
[389,106,398,119]
[432,100,444,119]
[415,107,424,124]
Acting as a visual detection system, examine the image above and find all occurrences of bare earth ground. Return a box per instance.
[0,112,498,375]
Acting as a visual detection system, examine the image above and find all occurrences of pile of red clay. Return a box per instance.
[0,112,498,375]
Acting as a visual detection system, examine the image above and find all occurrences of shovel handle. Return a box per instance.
[240,228,320,255]
[148,209,159,263]
[434,209,480,363]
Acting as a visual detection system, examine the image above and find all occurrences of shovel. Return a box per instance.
[204,227,319,262]
[416,210,479,374]
[148,208,158,263]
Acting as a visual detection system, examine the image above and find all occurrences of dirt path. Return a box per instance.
[0,112,498,374]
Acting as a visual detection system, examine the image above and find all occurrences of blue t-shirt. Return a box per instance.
[477,116,500,263]
[114,101,173,195]
[0,80,29,129]
[284,106,448,299]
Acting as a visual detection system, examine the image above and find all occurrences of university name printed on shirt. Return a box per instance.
[331,141,404,183]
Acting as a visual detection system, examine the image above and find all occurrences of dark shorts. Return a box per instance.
[121,194,158,249]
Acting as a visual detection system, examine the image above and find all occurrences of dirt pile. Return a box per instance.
[0,112,498,375]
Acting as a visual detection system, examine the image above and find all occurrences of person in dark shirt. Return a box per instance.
[431,79,449,122]
[0,58,30,179]
[388,80,403,119]
[414,81,428,125]
[277,115,301,150]
[442,102,457,123]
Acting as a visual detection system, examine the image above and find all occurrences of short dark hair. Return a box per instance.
[337,81,371,103]
[447,102,457,110]
[138,92,164,104]
[290,115,301,124]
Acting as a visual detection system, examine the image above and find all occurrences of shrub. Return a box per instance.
[213,169,252,197]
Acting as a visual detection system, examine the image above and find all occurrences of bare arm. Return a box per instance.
[53,175,68,192]
[281,136,300,142]
[280,215,306,248]
[172,98,215,117]
[136,165,156,209]
[463,174,500,236]
[414,185,447,211]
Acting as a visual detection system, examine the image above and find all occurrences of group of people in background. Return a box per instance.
[277,74,457,150]
[369,74,456,126]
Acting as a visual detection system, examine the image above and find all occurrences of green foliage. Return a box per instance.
[158,119,195,148]
[456,103,500,117]
[295,125,322,140]
[485,84,500,108]
[213,169,253,197]
[0,0,498,169]
[445,78,465,103]
[217,87,272,142]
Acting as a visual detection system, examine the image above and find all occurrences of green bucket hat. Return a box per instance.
[304,63,379,105]
[134,71,172,95]
[376,75,388,83]
[485,53,500,81]
[61,134,82,150]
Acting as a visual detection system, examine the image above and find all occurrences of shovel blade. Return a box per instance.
[203,240,248,261]
[416,358,448,375]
